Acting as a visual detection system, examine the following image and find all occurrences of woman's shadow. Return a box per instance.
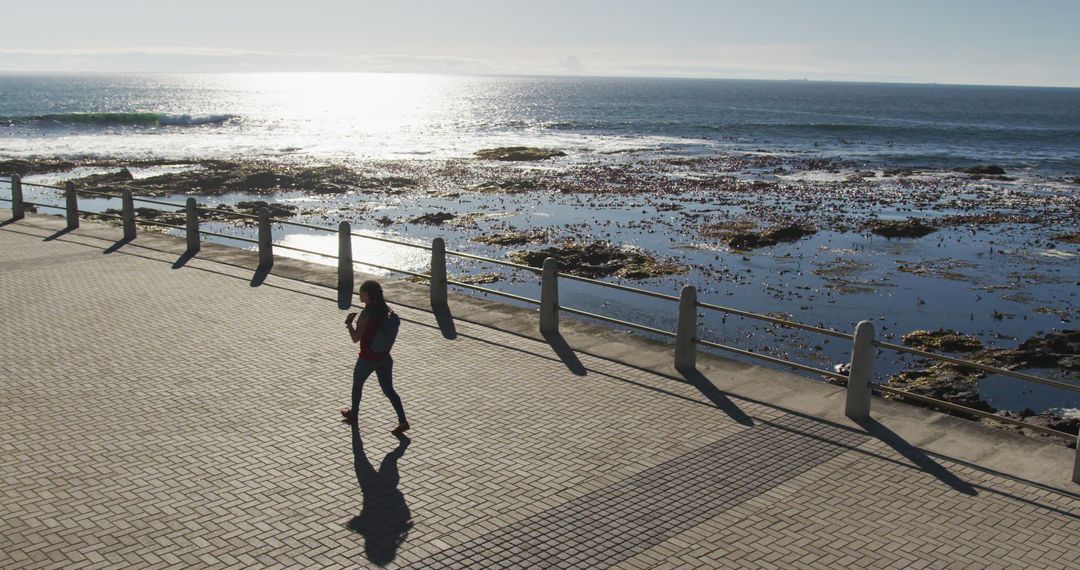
[347,424,413,566]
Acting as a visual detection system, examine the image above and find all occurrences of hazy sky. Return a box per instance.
[2,0,1078,86]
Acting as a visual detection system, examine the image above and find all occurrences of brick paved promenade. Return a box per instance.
[2,211,1079,569]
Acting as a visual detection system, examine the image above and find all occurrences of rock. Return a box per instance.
[451,272,501,285]
[867,218,937,238]
[473,230,546,246]
[719,223,816,250]
[962,165,1006,175]
[235,200,297,218]
[408,212,456,225]
[978,330,1080,371]
[509,242,687,279]
[474,147,567,161]
[0,159,78,176]
[885,363,993,418]
[1052,232,1080,244]
[71,168,137,189]
[241,171,287,189]
[902,329,983,353]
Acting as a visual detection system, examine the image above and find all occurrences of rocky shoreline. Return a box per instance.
[4,149,1078,441]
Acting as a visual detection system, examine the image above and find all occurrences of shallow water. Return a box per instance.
[9,169,1079,416]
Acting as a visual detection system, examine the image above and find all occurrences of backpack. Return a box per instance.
[369,309,400,353]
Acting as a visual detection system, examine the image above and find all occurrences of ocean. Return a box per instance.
[2,73,1079,417]
[2,73,1079,174]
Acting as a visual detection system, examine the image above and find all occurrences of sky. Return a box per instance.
[2,0,1078,87]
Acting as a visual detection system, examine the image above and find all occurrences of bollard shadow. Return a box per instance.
[542,330,586,376]
[0,217,21,227]
[103,237,134,254]
[43,227,73,241]
[854,417,977,496]
[348,425,413,566]
[250,263,271,287]
[172,250,197,269]
[678,367,755,426]
[432,303,457,339]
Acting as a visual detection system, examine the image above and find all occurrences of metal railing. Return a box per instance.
[3,173,1078,482]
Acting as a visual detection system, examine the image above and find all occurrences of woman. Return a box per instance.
[340,280,410,435]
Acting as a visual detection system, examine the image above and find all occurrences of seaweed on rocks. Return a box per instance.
[473,230,548,246]
[960,165,1007,175]
[867,218,937,238]
[704,222,816,251]
[1052,232,1080,244]
[979,329,1080,371]
[474,147,567,161]
[0,158,78,176]
[509,241,687,279]
[408,212,456,225]
[234,200,297,218]
[902,329,983,353]
[885,363,994,418]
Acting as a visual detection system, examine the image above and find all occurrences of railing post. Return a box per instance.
[65,181,79,230]
[11,174,24,220]
[338,221,353,308]
[675,285,697,372]
[845,320,876,420]
[1074,434,1080,484]
[539,257,559,335]
[258,207,272,268]
[430,237,447,308]
[186,198,200,254]
[121,189,136,240]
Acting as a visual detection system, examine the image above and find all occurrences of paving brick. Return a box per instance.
[2,214,1079,569]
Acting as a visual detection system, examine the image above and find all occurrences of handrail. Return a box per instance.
[872,339,1080,394]
[22,201,65,211]
[445,248,542,274]
[873,384,1073,438]
[197,228,259,244]
[15,180,66,191]
[88,212,124,221]
[446,279,542,305]
[4,175,1075,441]
[270,218,337,233]
[196,205,259,220]
[696,338,849,382]
[560,305,677,338]
[696,300,854,340]
[559,272,682,302]
[349,229,432,251]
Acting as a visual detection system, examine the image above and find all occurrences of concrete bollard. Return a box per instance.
[845,320,876,420]
[540,257,559,335]
[258,208,273,268]
[11,174,24,220]
[1074,434,1079,484]
[185,198,200,254]
[338,221,353,306]
[675,285,698,372]
[1074,433,1080,484]
[121,189,136,240]
[430,237,447,308]
[65,181,79,230]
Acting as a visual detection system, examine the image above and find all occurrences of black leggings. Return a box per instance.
[351,356,407,424]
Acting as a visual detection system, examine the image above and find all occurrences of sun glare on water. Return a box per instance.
[274,230,431,277]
